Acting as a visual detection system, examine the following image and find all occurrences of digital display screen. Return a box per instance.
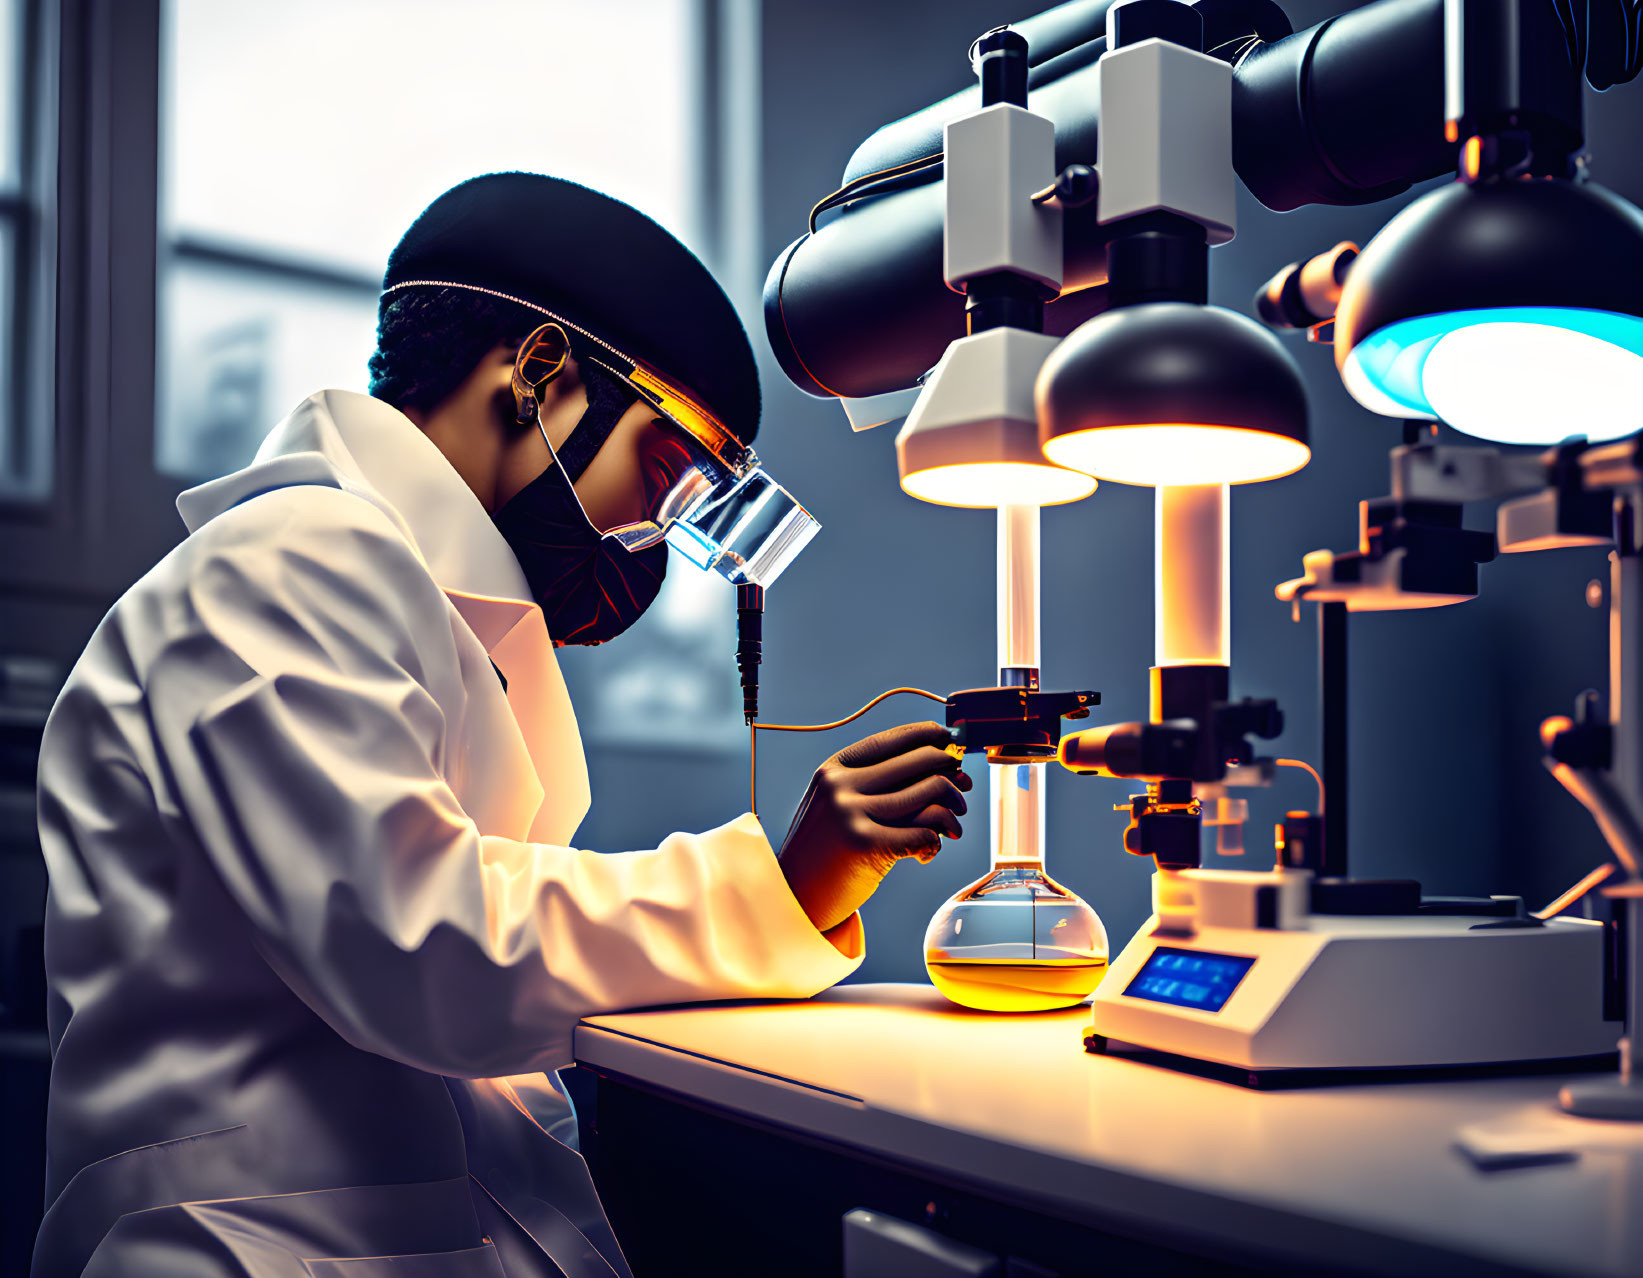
[1123,946,1255,1013]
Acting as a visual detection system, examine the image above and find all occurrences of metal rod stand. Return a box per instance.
[1561,506,1643,1119]
[1319,600,1349,878]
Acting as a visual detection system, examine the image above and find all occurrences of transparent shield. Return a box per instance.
[663,467,821,588]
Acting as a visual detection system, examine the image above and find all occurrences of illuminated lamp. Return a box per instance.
[896,328,1099,508]
[1037,302,1310,486]
[1335,178,1643,446]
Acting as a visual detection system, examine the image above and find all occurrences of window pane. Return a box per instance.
[165,0,696,277]
[156,258,379,478]
[0,215,13,483]
[0,0,20,193]
[0,0,49,503]
[158,0,699,480]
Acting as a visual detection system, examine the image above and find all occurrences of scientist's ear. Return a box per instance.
[493,344,585,438]
[509,321,574,425]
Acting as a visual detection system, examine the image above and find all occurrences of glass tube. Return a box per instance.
[991,761,1045,866]
[1155,484,1230,667]
[994,504,1043,867]
[997,503,1040,670]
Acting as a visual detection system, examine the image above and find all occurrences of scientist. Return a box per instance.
[32,172,970,1278]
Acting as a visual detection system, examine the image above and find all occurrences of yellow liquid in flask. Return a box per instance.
[925,956,1109,1012]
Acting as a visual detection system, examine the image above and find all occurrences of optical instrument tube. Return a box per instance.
[765,192,1111,400]
[1231,0,1452,212]
[963,26,1051,335]
[975,24,1030,108]
[836,0,1293,185]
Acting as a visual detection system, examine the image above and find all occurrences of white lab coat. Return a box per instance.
[32,389,863,1277]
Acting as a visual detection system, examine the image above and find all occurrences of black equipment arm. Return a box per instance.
[766,0,1639,403]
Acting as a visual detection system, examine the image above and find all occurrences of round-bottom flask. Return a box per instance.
[923,861,1109,1012]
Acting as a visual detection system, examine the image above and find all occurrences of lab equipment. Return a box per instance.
[1086,872,1616,1078]
[844,23,1107,1011]
[767,0,1643,414]
[924,506,1107,1011]
[1331,0,1643,444]
[924,858,1109,1013]
[891,26,1096,508]
[1150,437,1639,1085]
[1080,460,1619,1080]
[762,0,1643,1074]
[765,0,1464,407]
[1064,0,1643,1089]
[1032,10,1311,486]
[1038,304,1310,486]
[1232,0,1643,1093]
[1060,483,1287,871]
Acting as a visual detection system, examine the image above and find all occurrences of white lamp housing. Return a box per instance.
[896,87,1096,508]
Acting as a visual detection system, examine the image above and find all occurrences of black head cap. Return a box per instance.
[384,172,761,445]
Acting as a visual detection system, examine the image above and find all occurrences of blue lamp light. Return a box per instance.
[1335,177,1643,446]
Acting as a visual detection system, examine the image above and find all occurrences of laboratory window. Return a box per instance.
[157,0,740,752]
[0,0,55,504]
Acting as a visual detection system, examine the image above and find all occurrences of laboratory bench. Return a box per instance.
[572,983,1643,1278]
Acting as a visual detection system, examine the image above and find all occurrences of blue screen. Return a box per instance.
[1123,947,1255,1013]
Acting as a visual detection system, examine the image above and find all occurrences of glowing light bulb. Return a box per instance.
[899,461,1098,508]
[1040,423,1311,486]
[1423,322,1643,445]
[1342,307,1643,445]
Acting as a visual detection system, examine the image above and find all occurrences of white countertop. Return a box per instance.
[575,982,1643,1278]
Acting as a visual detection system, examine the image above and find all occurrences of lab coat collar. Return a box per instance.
[177,390,541,651]
[177,390,589,842]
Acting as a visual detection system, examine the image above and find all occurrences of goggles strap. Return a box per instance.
[554,360,638,483]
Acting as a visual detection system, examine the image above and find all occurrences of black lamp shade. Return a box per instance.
[1334,178,1643,444]
[1337,178,1643,359]
[1037,302,1311,485]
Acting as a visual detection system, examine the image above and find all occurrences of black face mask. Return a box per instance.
[493,362,668,646]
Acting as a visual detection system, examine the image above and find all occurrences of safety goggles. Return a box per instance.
[512,320,820,589]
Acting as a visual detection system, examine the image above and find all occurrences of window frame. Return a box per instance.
[1,0,757,622]
[0,0,55,512]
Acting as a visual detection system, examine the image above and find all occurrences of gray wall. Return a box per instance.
[577,0,1635,986]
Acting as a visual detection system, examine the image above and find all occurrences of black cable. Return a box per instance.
[807,155,943,233]
[735,583,764,727]
[1554,0,1643,91]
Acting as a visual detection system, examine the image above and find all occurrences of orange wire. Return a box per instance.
[1274,757,1325,814]
[754,687,947,734]
[748,687,949,817]
[1533,862,1618,921]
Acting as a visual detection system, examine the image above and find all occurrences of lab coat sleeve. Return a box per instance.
[146,485,860,1079]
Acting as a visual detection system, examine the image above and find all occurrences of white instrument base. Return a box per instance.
[1089,910,1617,1075]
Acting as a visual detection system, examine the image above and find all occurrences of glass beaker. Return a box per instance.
[924,762,1109,1012]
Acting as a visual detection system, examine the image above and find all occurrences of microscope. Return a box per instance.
[764,0,1643,1104]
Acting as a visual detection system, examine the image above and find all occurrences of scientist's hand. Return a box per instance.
[778,721,972,934]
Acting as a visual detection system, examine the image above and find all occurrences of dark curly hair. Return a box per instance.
[367,286,544,413]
